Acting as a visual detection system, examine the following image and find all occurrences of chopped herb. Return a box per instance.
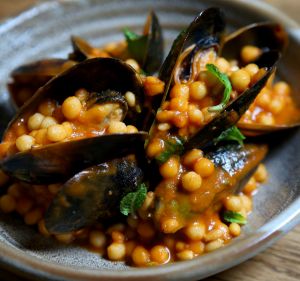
[214,126,246,146]
[155,136,184,164]
[123,27,148,64]
[206,64,232,112]
[223,211,247,224]
[120,183,147,216]
[123,28,140,40]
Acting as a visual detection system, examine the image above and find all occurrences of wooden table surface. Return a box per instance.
[0,1,299,281]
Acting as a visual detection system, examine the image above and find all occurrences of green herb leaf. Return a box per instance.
[155,136,184,164]
[206,63,232,112]
[120,183,147,216]
[223,211,247,224]
[123,27,148,64]
[214,126,246,146]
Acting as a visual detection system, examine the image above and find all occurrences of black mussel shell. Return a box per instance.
[221,22,287,65]
[44,158,143,233]
[8,59,75,108]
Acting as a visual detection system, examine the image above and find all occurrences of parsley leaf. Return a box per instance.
[223,211,247,224]
[120,183,147,216]
[155,136,184,164]
[123,28,148,64]
[206,63,232,112]
[214,126,246,146]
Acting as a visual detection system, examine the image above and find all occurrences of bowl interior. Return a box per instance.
[0,0,300,280]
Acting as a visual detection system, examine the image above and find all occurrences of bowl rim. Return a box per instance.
[0,0,300,280]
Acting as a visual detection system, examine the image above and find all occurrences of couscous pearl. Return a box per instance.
[170,84,189,100]
[16,197,33,215]
[28,113,45,130]
[244,63,259,77]
[161,218,181,233]
[254,164,268,182]
[215,57,230,73]
[229,223,241,236]
[241,45,262,63]
[126,125,138,133]
[159,156,180,179]
[243,177,257,194]
[62,96,82,120]
[144,76,165,96]
[107,242,126,261]
[125,59,140,72]
[257,112,275,125]
[147,138,164,158]
[89,230,106,248]
[176,250,194,260]
[62,122,73,137]
[38,99,56,116]
[132,246,150,266]
[224,196,242,212]
[24,208,43,225]
[169,97,188,112]
[16,135,35,152]
[273,81,291,96]
[0,194,16,213]
[269,98,284,115]
[55,233,74,244]
[107,121,127,134]
[125,91,136,107]
[189,81,207,101]
[205,229,223,242]
[205,239,224,252]
[47,124,67,142]
[40,116,58,129]
[182,149,203,167]
[188,106,204,125]
[231,69,251,92]
[181,172,202,192]
[137,222,155,239]
[184,222,205,240]
[150,245,170,264]
[194,158,215,178]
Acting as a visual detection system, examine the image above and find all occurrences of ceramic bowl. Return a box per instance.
[0,0,299,280]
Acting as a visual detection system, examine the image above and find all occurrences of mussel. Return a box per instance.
[220,22,300,135]
[1,58,147,184]
[155,7,278,151]
[45,157,143,233]
[7,59,75,108]
[221,22,288,64]
[154,143,268,232]
[69,11,163,74]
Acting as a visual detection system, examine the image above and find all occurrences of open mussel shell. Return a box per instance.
[159,7,225,96]
[44,158,143,233]
[7,58,75,107]
[139,10,163,74]
[237,51,300,136]
[69,36,110,61]
[1,58,148,184]
[6,57,144,129]
[238,119,300,136]
[184,51,279,150]
[1,133,147,184]
[221,22,288,65]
